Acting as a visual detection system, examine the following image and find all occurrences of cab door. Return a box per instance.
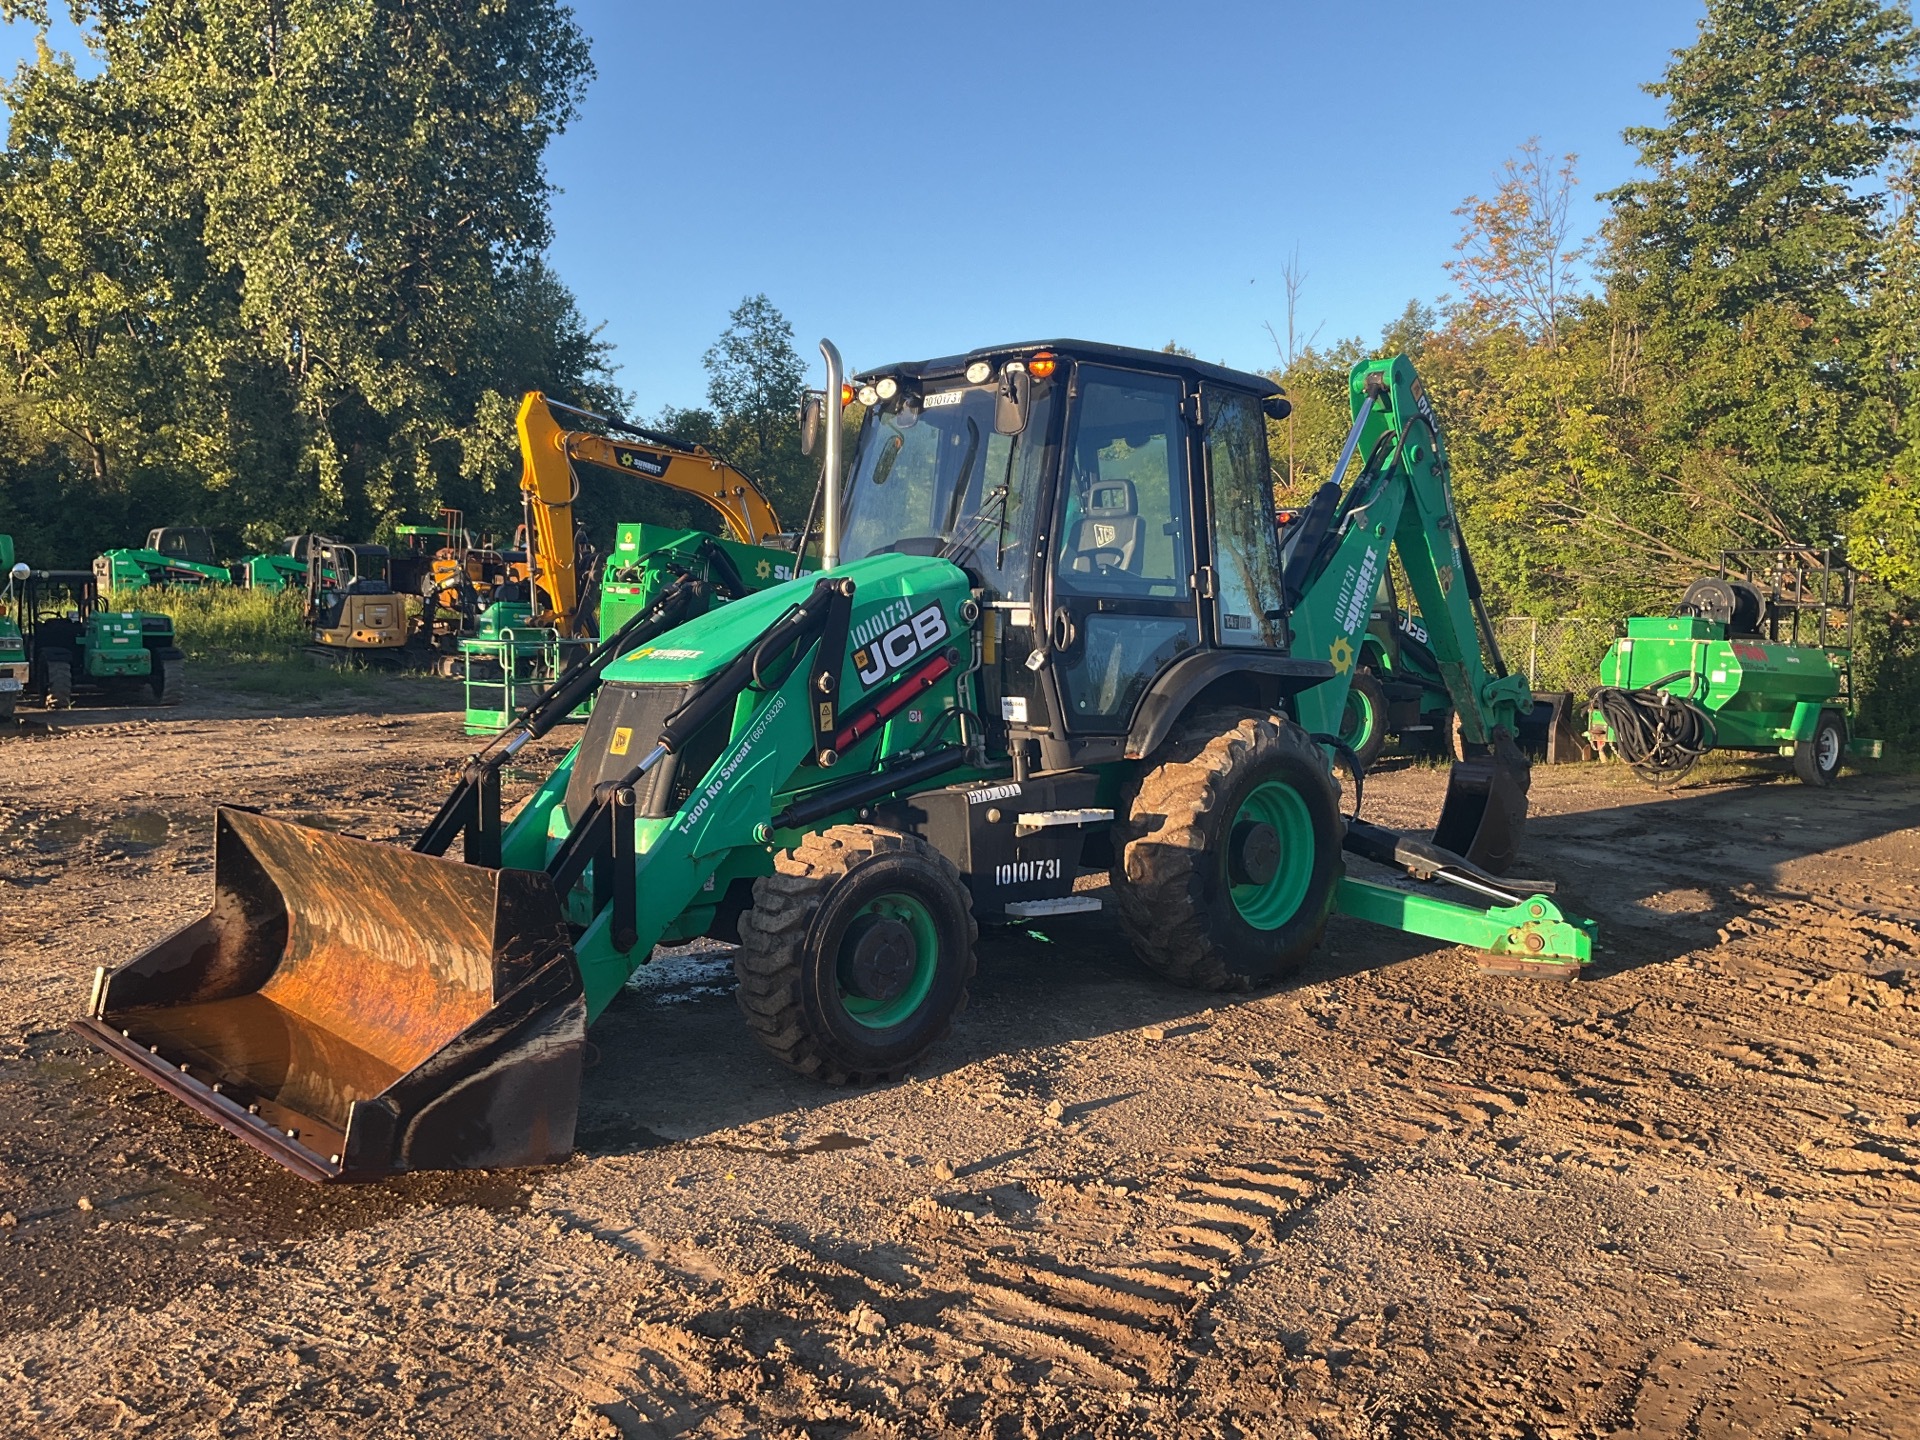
[1197,387,1288,652]
[1044,363,1201,734]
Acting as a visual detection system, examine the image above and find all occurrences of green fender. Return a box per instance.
[1786,701,1827,742]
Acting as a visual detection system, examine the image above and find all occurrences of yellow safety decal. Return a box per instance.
[610,726,632,756]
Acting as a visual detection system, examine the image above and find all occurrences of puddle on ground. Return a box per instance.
[1,809,173,853]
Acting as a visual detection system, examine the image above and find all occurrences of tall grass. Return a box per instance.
[135,585,306,662]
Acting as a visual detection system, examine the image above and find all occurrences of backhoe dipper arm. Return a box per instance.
[516,392,786,637]
[1287,356,1530,747]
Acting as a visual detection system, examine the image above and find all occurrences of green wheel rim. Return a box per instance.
[1340,685,1378,754]
[1229,780,1315,930]
[838,891,939,1029]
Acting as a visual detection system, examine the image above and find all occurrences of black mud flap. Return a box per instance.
[73,807,584,1182]
[1432,730,1531,875]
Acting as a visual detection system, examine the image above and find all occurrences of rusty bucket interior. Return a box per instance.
[1431,729,1532,876]
[75,807,585,1181]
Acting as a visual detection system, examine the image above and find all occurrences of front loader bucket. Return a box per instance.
[1432,729,1532,876]
[74,807,584,1182]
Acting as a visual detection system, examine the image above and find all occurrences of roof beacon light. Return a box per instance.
[965,360,993,385]
[1028,351,1058,380]
[840,382,855,407]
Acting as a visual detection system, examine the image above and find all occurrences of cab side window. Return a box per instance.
[1056,368,1189,599]
[1205,392,1286,647]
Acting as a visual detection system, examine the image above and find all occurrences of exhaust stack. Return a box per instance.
[820,338,844,571]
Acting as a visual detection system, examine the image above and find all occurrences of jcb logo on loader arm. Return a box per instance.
[852,602,949,688]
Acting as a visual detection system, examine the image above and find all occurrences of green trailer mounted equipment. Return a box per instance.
[460,601,587,734]
[79,341,1591,1183]
[1588,548,1879,785]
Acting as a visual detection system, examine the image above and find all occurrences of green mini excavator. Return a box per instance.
[79,342,1590,1181]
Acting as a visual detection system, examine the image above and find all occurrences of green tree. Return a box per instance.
[1600,0,1920,552]
[702,293,810,518]
[0,0,615,562]
[1447,139,1589,351]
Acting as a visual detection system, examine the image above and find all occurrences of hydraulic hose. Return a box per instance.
[1590,670,1717,784]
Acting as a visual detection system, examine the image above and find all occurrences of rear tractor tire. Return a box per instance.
[43,656,72,710]
[735,825,978,1085]
[1339,669,1389,772]
[1793,709,1846,787]
[1114,709,1343,992]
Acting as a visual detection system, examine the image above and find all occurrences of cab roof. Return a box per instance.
[855,340,1283,400]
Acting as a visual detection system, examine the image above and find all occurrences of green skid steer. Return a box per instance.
[79,342,1591,1181]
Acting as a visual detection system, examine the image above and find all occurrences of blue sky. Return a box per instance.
[2,2,1706,412]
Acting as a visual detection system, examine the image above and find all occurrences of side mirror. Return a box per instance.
[1262,393,1293,421]
[799,394,822,456]
[995,367,1032,436]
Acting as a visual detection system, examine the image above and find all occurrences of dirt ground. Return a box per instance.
[1,678,1917,1440]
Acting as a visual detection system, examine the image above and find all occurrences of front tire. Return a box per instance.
[1793,709,1846,786]
[735,825,977,1084]
[151,647,184,705]
[43,656,72,709]
[1114,710,1342,991]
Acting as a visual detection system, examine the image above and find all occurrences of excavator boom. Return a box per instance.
[516,393,787,637]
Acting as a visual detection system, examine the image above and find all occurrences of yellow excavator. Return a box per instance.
[513,392,787,640]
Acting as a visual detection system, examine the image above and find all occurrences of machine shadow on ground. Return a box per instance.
[1521,769,1919,966]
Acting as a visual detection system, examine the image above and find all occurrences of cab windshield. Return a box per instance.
[840,382,1055,601]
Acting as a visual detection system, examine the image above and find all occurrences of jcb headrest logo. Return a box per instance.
[852,602,948,688]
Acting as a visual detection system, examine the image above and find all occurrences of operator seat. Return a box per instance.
[1066,479,1144,578]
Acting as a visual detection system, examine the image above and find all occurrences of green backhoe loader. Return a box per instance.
[79,342,1589,1181]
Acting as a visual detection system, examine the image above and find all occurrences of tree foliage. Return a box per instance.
[0,0,620,563]
[1270,1,1920,742]
[695,293,812,521]
[1446,139,1589,351]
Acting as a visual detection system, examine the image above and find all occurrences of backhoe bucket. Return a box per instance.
[1432,730,1531,876]
[74,807,585,1182]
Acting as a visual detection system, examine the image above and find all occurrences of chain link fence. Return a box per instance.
[1492,617,1619,696]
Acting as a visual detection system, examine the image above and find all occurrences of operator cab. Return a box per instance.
[146,526,218,566]
[842,341,1308,769]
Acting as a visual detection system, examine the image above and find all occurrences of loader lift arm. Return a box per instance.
[516,392,787,639]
